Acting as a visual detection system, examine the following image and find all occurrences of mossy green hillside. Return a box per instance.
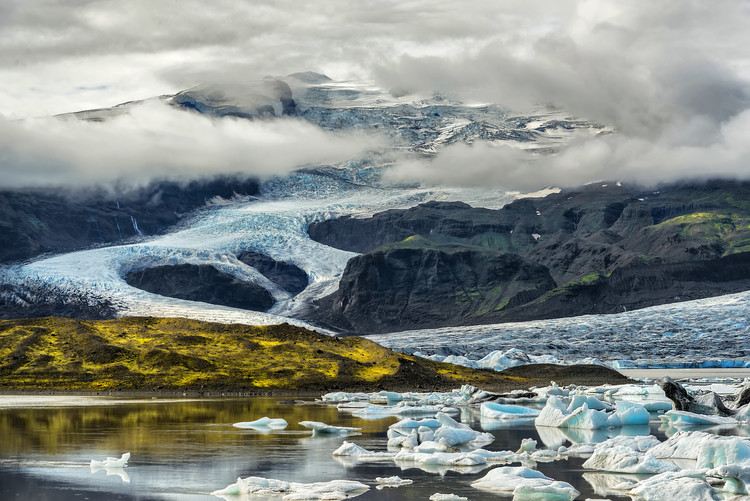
[0,316,524,392]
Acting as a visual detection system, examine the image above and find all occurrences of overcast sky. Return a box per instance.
[2,0,750,189]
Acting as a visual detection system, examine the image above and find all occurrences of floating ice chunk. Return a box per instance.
[331,441,395,460]
[211,476,369,498]
[321,392,369,402]
[659,410,738,428]
[628,470,719,501]
[535,397,611,429]
[299,421,361,435]
[375,476,413,489]
[370,391,403,404]
[567,394,612,412]
[513,480,580,500]
[394,449,487,467]
[517,438,537,454]
[429,494,468,501]
[349,404,458,418]
[233,417,288,429]
[613,401,650,426]
[389,418,441,430]
[480,402,541,420]
[582,441,679,474]
[90,452,130,469]
[471,466,556,493]
[434,426,494,448]
[649,430,750,469]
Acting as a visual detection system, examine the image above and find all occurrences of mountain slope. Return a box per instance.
[308,180,750,333]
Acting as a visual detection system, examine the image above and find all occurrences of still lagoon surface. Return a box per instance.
[0,394,745,500]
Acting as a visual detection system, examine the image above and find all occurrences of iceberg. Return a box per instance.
[535,397,611,430]
[658,410,738,428]
[375,476,413,488]
[648,430,750,468]
[389,417,441,430]
[394,449,487,467]
[90,452,130,469]
[472,466,579,500]
[233,417,288,429]
[331,441,395,461]
[628,470,720,501]
[211,476,369,498]
[480,402,541,420]
[582,435,679,474]
[429,494,468,501]
[299,421,361,435]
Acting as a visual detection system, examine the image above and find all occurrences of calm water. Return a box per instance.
[0,395,735,500]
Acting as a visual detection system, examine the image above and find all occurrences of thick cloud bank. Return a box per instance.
[1,0,750,189]
[0,101,375,188]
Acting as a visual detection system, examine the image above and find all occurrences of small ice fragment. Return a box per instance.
[429,494,468,501]
[90,452,130,469]
[480,402,541,420]
[375,476,413,489]
[332,441,395,460]
[211,476,369,498]
[233,417,288,429]
[299,421,361,435]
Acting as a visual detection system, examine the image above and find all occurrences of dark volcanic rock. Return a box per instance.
[125,264,274,312]
[308,180,750,333]
[237,251,308,294]
[0,176,259,264]
[316,246,555,333]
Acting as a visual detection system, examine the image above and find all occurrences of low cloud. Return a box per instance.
[0,100,377,188]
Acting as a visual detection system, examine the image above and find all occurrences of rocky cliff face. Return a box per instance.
[0,176,259,264]
[236,251,308,295]
[317,246,555,333]
[124,263,274,312]
[308,180,750,333]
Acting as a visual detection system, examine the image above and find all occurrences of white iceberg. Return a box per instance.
[480,402,541,420]
[233,417,288,429]
[472,466,579,500]
[389,417,441,430]
[659,410,738,427]
[375,476,413,489]
[648,430,750,469]
[90,452,130,469]
[211,476,369,499]
[535,397,611,430]
[321,392,370,402]
[394,449,487,467]
[429,494,468,501]
[582,436,679,474]
[299,421,361,435]
[331,441,395,461]
[628,470,720,501]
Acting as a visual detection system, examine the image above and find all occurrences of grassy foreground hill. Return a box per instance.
[0,316,628,393]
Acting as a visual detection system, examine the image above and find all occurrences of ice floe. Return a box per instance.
[233,417,288,429]
[480,401,541,420]
[90,452,130,469]
[627,470,721,501]
[429,494,468,501]
[471,466,580,500]
[211,476,369,499]
[299,421,361,435]
[582,436,678,474]
[374,476,413,489]
[659,410,738,428]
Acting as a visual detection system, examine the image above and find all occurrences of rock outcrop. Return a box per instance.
[236,251,308,295]
[0,176,259,264]
[125,264,274,312]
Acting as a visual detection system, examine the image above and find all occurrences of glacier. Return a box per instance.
[1,76,749,370]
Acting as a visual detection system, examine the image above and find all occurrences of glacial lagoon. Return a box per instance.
[1,387,748,500]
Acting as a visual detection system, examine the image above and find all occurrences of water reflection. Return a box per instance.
[3,395,746,501]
